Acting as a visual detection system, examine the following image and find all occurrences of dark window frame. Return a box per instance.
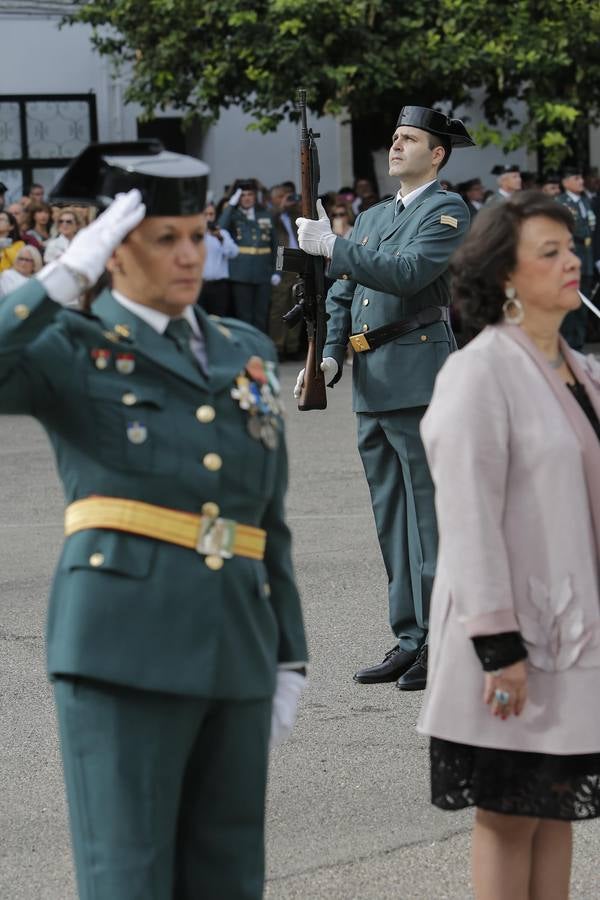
[0,92,98,190]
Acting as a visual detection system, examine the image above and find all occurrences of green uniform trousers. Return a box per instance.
[357,407,437,650]
[54,678,272,900]
[231,282,271,335]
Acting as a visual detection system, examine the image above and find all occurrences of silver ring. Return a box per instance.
[494,688,510,705]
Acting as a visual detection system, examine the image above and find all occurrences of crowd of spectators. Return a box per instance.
[2,168,599,349]
[0,182,93,297]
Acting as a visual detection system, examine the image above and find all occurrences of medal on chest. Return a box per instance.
[116,353,136,375]
[91,348,111,370]
[231,356,282,449]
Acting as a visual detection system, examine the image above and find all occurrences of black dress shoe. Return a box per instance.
[396,645,428,691]
[353,646,419,684]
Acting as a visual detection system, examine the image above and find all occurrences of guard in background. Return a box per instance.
[0,141,307,900]
[295,107,474,692]
[485,163,522,207]
[269,184,304,360]
[557,165,595,350]
[219,178,278,334]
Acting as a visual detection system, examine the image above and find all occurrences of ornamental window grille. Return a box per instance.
[0,93,98,203]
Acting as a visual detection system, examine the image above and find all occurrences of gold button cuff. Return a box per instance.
[196,405,216,424]
[420,334,428,342]
[362,324,369,332]
[203,453,223,472]
[362,298,370,307]
[121,392,137,406]
[205,555,224,571]
[89,552,105,567]
[341,274,349,280]
[201,501,220,518]
[14,304,30,320]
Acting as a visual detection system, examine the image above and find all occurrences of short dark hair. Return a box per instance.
[427,133,452,171]
[451,191,574,331]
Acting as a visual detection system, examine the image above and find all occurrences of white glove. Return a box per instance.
[269,670,307,750]
[296,199,337,258]
[270,273,282,287]
[37,190,146,306]
[228,187,242,207]
[61,189,146,285]
[293,357,339,398]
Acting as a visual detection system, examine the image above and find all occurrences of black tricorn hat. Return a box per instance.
[49,140,210,215]
[541,171,561,185]
[561,165,584,179]
[491,164,520,176]
[395,106,475,147]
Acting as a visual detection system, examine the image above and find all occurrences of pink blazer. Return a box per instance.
[418,324,600,754]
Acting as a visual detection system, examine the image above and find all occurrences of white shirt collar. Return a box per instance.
[566,190,584,204]
[111,290,201,337]
[396,179,437,208]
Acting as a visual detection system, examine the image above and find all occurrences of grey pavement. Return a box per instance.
[0,360,598,899]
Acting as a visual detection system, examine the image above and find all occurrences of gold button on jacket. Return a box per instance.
[205,555,224,571]
[203,453,223,472]
[121,392,137,406]
[201,501,220,518]
[196,405,216,424]
[89,552,105,567]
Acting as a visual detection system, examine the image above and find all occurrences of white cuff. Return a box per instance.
[36,262,83,308]
[277,661,308,671]
[322,233,337,258]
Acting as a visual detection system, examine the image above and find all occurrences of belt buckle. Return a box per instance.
[196,515,236,559]
[349,333,371,352]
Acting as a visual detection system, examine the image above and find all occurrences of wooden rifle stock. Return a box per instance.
[298,336,327,410]
[295,88,328,411]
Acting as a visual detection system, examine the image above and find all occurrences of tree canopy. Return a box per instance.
[68,0,600,165]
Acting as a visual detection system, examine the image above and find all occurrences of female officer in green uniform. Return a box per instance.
[0,142,307,900]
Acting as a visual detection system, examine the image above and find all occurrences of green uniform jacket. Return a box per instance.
[557,191,595,278]
[0,281,307,699]
[323,182,469,412]
[218,205,278,284]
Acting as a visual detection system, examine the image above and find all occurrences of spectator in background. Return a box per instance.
[0,244,42,297]
[25,202,52,251]
[218,178,278,333]
[28,183,45,205]
[6,202,29,239]
[0,210,25,271]
[330,201,355,239]
[337,186,356,206]
[269,184,303,360]
[439,178,455,192]
[486,164,522,207]
[539,172,561,197]
[458,178,485,219]
[557,166,595,350]
[352,177,379,216]
[44,207,82,263]
[197,202,239,317]
[0,181,7,212]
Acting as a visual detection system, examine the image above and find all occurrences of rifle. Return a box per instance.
[276,89,328,411]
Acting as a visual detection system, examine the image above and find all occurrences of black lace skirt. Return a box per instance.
[431,737,600,820]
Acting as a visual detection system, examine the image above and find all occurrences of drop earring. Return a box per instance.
[502,286,524,325]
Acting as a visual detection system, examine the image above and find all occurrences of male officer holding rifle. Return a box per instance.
[295,106,474,691]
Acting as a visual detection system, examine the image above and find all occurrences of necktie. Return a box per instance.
[165,317,200,370]
[395,199,405,217]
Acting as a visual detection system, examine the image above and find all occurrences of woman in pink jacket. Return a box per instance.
[419,192,600,900]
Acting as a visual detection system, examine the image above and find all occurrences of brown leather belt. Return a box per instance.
[349,306,450,353]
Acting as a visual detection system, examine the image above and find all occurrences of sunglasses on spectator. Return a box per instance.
[332,212,348,218]
[59,218,76,224]
[19,256,34,263]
